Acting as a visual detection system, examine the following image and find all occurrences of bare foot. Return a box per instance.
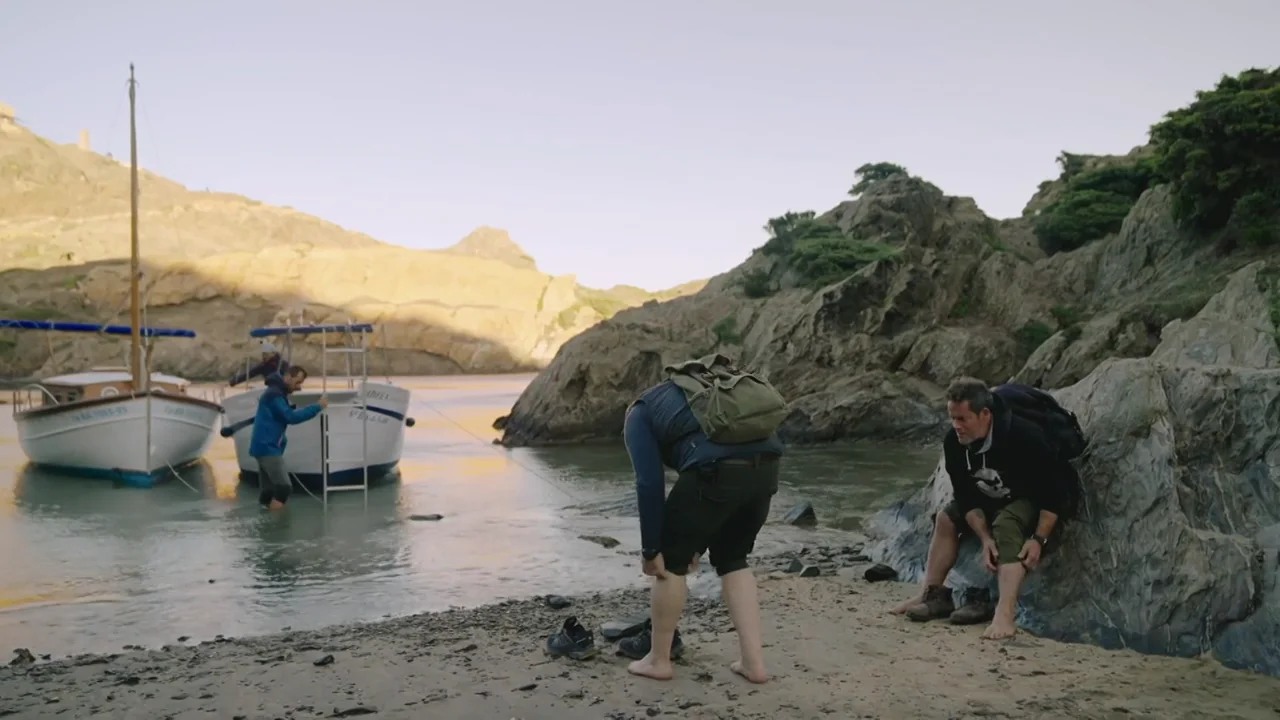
[269,500,285,510]
[730,660,769,684]
[627,654,673,680]
[980,613,1018,640]
[890,593,922,615]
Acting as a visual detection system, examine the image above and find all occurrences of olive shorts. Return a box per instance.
[942,498,1058,565]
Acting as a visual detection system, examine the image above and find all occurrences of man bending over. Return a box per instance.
[622,363,785,683]
[892,377,1074,640]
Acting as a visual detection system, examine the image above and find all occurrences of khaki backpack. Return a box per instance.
[664,353,789,444]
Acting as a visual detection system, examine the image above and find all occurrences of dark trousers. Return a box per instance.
[255,455,291,506]
[659,455,780,576]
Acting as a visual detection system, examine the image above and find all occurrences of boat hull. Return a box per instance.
[15,394,223,488]
[221,382,410,490]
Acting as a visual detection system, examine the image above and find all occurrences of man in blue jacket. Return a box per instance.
[250,366,326,509]
[619,378,783,684]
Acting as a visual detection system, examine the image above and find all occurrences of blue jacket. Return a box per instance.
[623,380,785,551]
[248,373,323,457]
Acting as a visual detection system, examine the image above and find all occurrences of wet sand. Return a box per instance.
[4,548,1279,720]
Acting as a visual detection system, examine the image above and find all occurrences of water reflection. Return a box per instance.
[13,461,223,526]
[230,484,409,592]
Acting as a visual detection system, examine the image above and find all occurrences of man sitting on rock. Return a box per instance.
[891,376,1074,640]
[621,355,786,683]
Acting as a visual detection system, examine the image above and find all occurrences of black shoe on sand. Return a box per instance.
[546,617,597,660]
[616,619,684,660]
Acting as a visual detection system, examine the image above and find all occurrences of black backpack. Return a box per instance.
[992,382,1087,517]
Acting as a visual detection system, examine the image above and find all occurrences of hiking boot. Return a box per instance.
[948,588,995,625]
[904,585,955,622]
[616,619,684,660]
[545,616,597,660]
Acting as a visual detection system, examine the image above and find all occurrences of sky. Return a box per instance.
[3,1,1278,291]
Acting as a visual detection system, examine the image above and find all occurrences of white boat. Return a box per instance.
[6,328,225,488]
[3,66,223,489]
[219,322,414,493]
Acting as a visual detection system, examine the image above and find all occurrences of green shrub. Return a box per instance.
[848,162,909,196]
[760,211,841,256]
[789,237,901,288]
[1149,67,1280,238]
[1231,191,1280,247]
[712,316,742,345]
[1014,321,1054,355]
[1050,305,1083,328]
[740,268,774,298]
[1033,160,1157,254]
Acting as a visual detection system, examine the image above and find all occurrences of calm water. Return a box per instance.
[0,374,939,657]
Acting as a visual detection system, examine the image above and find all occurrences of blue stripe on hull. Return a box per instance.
[220,405,412,438]
[26,462,197,489]
[239,461,400,493]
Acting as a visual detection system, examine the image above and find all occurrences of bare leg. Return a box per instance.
[891,512,960,613]
[627,572,687,680]
[720,569,768,683]
[981,562,1026,640]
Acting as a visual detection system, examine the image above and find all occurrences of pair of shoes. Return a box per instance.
[545,617,598,660]
[904,586,995,625]
[905,585,955,622]
[947,588,995,625]
[616,619,683,661]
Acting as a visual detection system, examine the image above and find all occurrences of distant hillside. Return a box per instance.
[0,108,704,379]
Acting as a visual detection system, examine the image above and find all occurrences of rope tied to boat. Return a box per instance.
[165,462,202,495]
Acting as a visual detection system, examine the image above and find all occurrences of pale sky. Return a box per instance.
[3,1,1277,291]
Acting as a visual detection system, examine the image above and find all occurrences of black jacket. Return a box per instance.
[944,393,1071,518]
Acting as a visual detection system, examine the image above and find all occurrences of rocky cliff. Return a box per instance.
[496,63,1280,447]
[865,262,1280,676]
[498,170,1261,446]
[0,112,701,380]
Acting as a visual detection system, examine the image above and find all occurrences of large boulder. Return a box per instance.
[864,262,1280,675]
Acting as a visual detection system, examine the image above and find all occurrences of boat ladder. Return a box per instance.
[318,322,370,507]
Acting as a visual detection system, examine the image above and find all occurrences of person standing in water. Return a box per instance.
[249,366,326,509]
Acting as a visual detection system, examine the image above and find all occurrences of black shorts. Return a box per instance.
[659,454,780,577]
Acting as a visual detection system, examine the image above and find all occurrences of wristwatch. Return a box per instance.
[642,549,660,561]
[1031,534,1049,547]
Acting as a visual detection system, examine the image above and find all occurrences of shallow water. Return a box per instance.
[0,374,939,657]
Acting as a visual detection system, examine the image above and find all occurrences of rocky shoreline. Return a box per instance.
[5,545,1279,720]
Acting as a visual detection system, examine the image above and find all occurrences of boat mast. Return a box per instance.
[128,63,145,392]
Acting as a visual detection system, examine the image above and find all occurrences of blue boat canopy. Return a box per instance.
[0,319,197,338]
[249,323,375,338]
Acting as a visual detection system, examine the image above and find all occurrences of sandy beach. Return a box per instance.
[4,546,1279,720]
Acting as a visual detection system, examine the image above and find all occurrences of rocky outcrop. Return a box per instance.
[0,117,700,379]
[499,151,1271,448]
[501,176,1034,445]
[499,170,1188,447]
[442,226,539,270]
[864,263,1280,676]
